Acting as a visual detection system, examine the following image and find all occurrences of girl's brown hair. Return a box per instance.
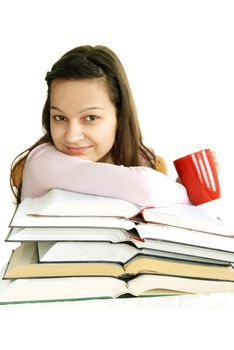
[10,45,156,204]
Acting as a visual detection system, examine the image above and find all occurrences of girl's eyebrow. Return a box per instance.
[50,106,104,114]
[50,106,64,113]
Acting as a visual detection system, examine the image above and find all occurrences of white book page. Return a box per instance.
[10,198,136,229]
[136,223,234,252]
[6,227,132,243]
[144,204,221,223]
[143,204,234,236]
[26,189,142,217]
[37,241,230,265]
[38,241,139,262]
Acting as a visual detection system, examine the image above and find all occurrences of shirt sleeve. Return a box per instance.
[21,143,189,207]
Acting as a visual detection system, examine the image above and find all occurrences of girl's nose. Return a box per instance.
[65,122,85,143]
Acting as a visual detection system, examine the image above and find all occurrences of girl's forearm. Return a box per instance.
[21,143,189,207]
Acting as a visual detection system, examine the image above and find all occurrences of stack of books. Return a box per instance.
[1,188,234,304]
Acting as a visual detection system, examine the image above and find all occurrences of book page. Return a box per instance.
[38,241,139,263]
[136,223,234,252]
[127,274,234,295]
[0,264,127,303]
[10,198,136,229]
[26,189,142,218]
[142,204,234,236]
[6,226,132,243]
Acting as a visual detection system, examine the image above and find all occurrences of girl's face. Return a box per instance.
[50,79,117,163]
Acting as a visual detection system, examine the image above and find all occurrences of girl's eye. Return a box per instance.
[54,115,66,121]
[86,115,98,121]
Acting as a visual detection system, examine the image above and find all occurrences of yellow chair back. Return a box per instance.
[155,156,168,175]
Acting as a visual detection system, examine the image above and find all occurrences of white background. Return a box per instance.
[0,1,234,349]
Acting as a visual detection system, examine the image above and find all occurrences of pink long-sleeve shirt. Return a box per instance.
[21,143,189,207]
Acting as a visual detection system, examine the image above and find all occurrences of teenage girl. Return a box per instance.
[10,45,189,207]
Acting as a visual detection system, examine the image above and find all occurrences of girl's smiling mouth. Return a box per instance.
[66,146,93,155]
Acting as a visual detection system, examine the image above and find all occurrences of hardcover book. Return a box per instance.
[10,189,234,236]
[4,242,234,280]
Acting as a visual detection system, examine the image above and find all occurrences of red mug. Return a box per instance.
[173,149,221,205]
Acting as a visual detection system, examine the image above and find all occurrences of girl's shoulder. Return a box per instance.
[27,142,54,160]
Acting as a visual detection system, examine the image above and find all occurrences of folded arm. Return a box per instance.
[21,143,189,207]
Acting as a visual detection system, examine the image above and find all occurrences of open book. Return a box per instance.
[4,242,234,280]
[36,241,228,265]
[12,189,234,236]
[2,269,234,305]
[6,222,234,263]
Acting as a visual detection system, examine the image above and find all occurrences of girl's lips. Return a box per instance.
[66,146,93,155]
